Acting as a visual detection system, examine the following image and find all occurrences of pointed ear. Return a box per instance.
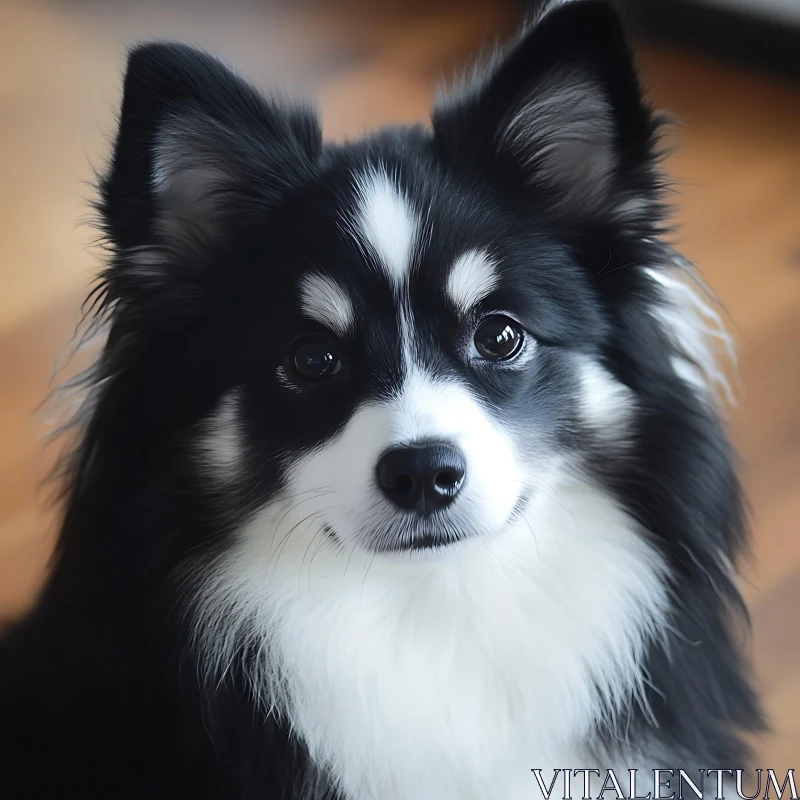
[99,42,321,262]
[432,1,658,217]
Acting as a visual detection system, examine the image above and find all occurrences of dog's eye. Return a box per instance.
[290,339,341,381]
[473,316,524,361]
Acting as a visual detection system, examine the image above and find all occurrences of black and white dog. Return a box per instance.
[0,2,763,797]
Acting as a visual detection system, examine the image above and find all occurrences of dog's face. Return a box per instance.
[92,1,706,557]
[217,160,629,553]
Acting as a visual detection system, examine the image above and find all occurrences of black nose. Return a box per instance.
[376,442,466,514]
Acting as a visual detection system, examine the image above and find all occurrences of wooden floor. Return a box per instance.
[1,0,798,772]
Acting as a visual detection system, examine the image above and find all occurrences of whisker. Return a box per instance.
[267,504,341,578]
[359,550,378,608]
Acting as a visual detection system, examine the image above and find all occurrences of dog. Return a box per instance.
[0,1,764,797]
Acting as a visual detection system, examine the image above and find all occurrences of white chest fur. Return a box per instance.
[194,480,668,800]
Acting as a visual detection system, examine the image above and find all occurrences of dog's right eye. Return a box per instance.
[473,315,524,361]
[289,339,341,381]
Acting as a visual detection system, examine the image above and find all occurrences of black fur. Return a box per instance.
[0,2,763,797]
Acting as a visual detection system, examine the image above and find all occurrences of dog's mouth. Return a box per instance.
[322,522,464,554]
[377,529,467,553]
[347,490,534,555]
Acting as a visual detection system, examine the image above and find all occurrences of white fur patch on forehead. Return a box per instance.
[446,249,498,314]
[352,167,419,285]
[299,273,355,337]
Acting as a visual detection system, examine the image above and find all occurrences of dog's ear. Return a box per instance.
[432,1,657,218]
[98,42,321,284]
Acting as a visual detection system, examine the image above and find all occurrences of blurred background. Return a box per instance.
[0,0,797,773]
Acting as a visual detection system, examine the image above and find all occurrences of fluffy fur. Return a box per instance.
[0,2,763,798]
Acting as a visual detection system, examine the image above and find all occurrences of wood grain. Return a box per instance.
[0,0,797,770]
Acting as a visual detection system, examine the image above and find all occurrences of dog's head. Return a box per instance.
[82,0,723,560]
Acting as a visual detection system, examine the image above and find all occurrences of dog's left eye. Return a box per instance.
[473,316,524,361]
[289,339,341,381]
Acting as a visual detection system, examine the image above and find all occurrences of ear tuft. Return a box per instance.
[99,42,321,268]
[498,66,617,209]
[433,1,657,218]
